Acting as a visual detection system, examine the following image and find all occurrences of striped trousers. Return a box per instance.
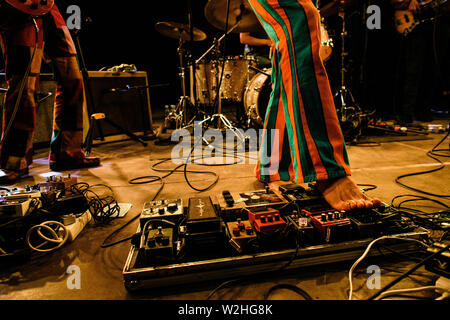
[249,0,351,183]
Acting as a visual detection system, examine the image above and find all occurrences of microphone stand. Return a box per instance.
[72,20,147,155]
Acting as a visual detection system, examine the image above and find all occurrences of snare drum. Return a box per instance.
[243,69,272,128]
[219,56,257,102]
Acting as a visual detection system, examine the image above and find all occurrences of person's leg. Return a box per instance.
[249,0,380,210]
[0,17,45,183]
[43,6,100,170]
[256,45,296,184]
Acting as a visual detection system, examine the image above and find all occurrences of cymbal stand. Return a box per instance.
[170,35,196,129]
[336,1,361,123]
[194,22,246,144]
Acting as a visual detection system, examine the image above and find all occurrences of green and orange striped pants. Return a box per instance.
[249,0,351,183]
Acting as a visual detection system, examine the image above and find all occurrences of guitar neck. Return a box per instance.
[5,0,55,16]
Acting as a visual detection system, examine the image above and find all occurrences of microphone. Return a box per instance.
[107,85,149,93]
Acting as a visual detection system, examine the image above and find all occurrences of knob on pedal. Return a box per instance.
[237,218,245,230]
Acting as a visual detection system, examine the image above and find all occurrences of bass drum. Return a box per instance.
[243,69,272,128]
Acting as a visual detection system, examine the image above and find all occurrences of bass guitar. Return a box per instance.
[394,0,448,35]
[0,0,54,31]
[3,0,54,16]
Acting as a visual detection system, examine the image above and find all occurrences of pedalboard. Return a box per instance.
[140,199,184,228]
[245,206,287,234]
[218,188,288,220]
[124,186,430,290]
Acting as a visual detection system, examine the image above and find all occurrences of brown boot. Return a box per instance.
[0,168,29,185]
[49,156,101,171]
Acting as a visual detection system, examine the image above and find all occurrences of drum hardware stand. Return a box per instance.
[106,85,156,141]
[166,1,204,131]
[336,2,361,123]
[335,1,368,142]
[72,26,147,155]
[171,35,195,128]
[335,3,408,141]
[249,65,271,78]
[193,21,247,145]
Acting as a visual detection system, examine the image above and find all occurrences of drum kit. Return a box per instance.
[155,0,361,138]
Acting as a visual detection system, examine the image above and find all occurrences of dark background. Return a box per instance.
[4,0,450,121]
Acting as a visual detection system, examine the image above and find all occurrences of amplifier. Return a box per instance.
[0,73,57,148]
[83,71,154,141]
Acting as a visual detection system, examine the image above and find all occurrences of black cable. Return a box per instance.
[101,176,165,248]
[368,243,450,300]
[179,137,221,192]
[391,194,450,230]
[395,130,450,198]
[277,202,302,271]
[206,278,244,300]
[392,194,450,210]
[264,283,313,300]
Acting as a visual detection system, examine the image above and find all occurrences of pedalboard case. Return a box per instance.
[123,186,429,291]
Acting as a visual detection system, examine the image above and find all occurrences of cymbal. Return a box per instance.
[155,21,207,42]
[320,0,359,17]
[204,0,264,33]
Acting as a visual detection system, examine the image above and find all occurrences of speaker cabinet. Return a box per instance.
[83,71,154,141]
[34,74,57,147]
[0,73,57,149]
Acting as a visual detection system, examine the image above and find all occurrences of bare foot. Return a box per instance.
[316,176,382,211]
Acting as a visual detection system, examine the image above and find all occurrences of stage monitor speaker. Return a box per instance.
[83,71,154,141]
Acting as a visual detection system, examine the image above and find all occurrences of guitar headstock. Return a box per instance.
[5,0,55,16]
